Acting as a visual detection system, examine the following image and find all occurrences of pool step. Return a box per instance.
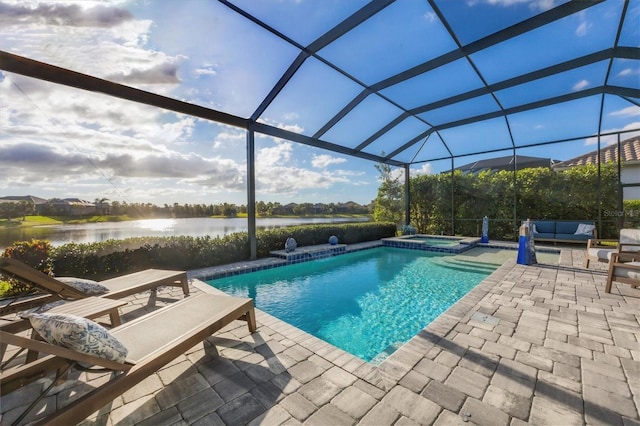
[433,258,498,274]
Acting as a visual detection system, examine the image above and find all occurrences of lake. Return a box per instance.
[0,217,371,248]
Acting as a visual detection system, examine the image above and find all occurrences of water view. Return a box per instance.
[0,217,370,248]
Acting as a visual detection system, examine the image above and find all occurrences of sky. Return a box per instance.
[0,0,638,207]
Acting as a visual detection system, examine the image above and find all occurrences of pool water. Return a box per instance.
[208,247,499,362]
[405,236,461,247]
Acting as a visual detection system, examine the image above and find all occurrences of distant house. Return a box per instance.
[553,137,640,200]
[0,195,48,214]
[47,198,96,216]
[455,155,559,174]
[271,203,296,215]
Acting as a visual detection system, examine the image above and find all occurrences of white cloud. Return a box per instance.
[411,163,433,176]
[572,79,589,91]
[311,154,347,168]
[585,122,640,146]
[257,142,293,167]
[195,65,218,76]
[609,105,640,118]
[256,166,349,195]
[616,67,640,78]
[575,20,591,37]
[423,11,436,23]
[472,0,556,12]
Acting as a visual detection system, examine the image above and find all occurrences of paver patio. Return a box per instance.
[1,246,638,425]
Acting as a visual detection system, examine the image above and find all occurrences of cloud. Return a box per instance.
[616,67,640,78]
[106,61,182,85]
[572,79,589,91]
[0,1,133,28]
[256,166,349,195]
[311,154,347,168]
[609,105,640,118]
[575,21,591,37]
[470,0,556,12]
[195,66,218,76]
[411,163,433,176]
[423,11,436,23]
[257,142,293,167]
[0,141,245,193]
[584,122,640,146]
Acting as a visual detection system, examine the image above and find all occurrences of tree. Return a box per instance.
[373,161,405,227]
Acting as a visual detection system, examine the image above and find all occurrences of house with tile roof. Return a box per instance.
[455,155,559,174]
[553,137,640,200]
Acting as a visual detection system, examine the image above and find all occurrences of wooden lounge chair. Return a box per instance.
[605,252,640,293]
[0,257,189,314]
[1,292,256,425]
[585,228,640,268]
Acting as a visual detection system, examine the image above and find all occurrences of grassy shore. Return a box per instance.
[0,214,371,228]
[0,215,133,228]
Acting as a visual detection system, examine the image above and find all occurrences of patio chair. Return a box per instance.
[0,292,256,425]
[0,257,189,315]
[605,252,640,293]
[584,228,640,268]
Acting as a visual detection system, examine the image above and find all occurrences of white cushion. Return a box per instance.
[57,277,109,295]
[615,262,640,281]
[575,223,596,235]
[587,247,616,261]
[27,313,128,363]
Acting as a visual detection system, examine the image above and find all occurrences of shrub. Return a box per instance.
[1,239,53,296]
[5,222,396,283]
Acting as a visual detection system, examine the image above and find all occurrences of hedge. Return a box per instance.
[2,222,396,281]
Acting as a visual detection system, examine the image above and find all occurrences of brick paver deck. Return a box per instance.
[1,246,638,425]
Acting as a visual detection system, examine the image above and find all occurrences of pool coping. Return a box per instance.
[190,240,563,391]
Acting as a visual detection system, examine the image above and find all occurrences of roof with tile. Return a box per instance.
[553,137,640,170]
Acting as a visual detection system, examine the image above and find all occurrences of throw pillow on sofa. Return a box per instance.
[575,223,596,235]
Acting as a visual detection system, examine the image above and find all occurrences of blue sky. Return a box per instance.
[0,0,638,206]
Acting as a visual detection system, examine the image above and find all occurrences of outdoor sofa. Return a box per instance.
[530,220,596,244]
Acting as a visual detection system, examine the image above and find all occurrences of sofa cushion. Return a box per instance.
[533,221,555,234]
[555,221,580,234]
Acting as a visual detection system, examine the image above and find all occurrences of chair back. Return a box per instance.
[0,258,86,300]
[619,228,640,253]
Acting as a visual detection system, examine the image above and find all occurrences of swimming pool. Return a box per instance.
[207,247,498,363]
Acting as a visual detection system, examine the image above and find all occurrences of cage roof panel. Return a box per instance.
[1,0,638,169]
[260,57,364,137]
[227,0,369,46]
[317,0,457,85]
[470,1,623,85]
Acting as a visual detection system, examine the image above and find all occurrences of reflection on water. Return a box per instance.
[133,219,177,231]
[0,217,370,248]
